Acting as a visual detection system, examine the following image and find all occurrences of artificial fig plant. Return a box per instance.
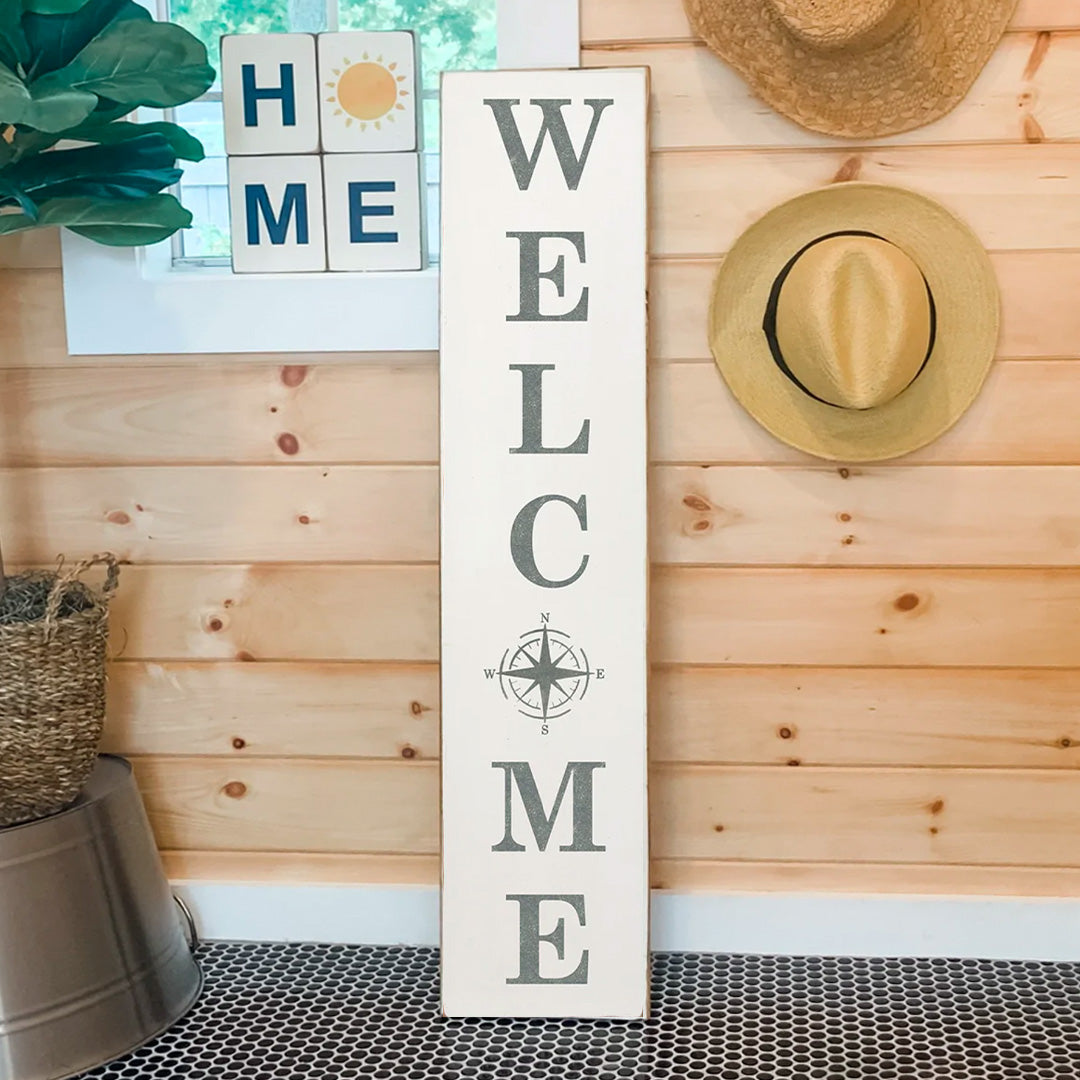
[0,0,214,248]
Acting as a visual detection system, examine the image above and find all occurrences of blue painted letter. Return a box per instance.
[348,181,398,244]
[241,63,297,127]
[245,183,309,245]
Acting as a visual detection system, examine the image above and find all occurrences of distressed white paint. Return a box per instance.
[227,155,326,273]
[439,69,649,1019]
[221,33,321,156]
[317,31,420,153]
[323,153,424,271]
[172,882,1080,963]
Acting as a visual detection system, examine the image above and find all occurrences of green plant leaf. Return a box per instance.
[0,61,96,130]
[23,1,96,13]
[23,0,149,79]
[64,118,205,161]
[0,4,29,72]
[0,133,180,205]
[31,19,215,108]
[0,192,191,244]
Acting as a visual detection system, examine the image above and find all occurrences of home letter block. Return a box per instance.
[317,31,419,154]
[222,33,320,156]
[323,153,423,271]
[228,155,326,273]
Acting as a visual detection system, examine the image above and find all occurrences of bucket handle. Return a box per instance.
[44,553,121,632]
[174,894,201,953]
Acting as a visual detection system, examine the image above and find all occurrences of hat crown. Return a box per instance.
[767,0,908,50]
[774,235,932,411]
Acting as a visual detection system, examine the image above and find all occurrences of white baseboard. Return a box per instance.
[171,882,1080,962]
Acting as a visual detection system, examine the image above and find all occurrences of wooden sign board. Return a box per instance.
[439,68,650,1019]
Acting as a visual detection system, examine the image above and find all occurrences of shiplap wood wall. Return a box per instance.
[3,0,1080,898]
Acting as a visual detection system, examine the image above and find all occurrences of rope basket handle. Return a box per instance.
[44,552,121,631]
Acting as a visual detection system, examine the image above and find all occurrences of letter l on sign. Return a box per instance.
[439,69,650,1019]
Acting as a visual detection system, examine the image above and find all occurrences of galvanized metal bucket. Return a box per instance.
[0,755,202,1080]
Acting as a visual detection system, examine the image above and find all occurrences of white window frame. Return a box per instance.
[60,0,580,355]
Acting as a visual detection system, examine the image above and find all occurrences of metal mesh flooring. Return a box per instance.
[82,943,1080,1079]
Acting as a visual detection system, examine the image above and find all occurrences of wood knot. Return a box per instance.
[713,824,725,833]
[838,467,850,479]
[894,592,920,612]
[786,758,801,767]
[232,737,246,750]
[106,510,132,526]
[929,826,939,836]
[410,700,426,716]
[400,745,417,759]
[832,155,862,183]
[281,364,309,387]
[778,726,794,740]
[692,519,711,533]
[837,512,852,523]
[1060,737,1073,749]
[277,432,300,455]
[223,781,247,799]
[929,798,945,815]
[1023,114,1046,143]
[682,494,711,512]
[206,616,224,633]
[297,514,311,525]
[235,650,256,662]
[841,535,855,546]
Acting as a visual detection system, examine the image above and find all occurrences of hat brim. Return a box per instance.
[684,0,1018,139]
[709,183,1001,463]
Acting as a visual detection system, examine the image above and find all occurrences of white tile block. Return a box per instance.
[323,153,423,272]
[222,33,320,156]
[228,155,326,273]
[317,31,420,154]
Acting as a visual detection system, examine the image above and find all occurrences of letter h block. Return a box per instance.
[222,30,423,274]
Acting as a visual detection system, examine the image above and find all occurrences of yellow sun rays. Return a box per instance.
[324,52,410,130]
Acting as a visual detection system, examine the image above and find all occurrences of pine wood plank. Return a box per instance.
[581,0,1080,44]
[654,360,1080,465]
[162,850,1080,897]
[651,254,1080,361]
[137,757,1080,867]
[99,565,1080,667]
[0,465,439,563]
[650,567,1080,667]
[4,260,1077,369]
[103,661,439,760]
[652,144,1080,257]
[8,462,1080,566]
[583,33,1080,149]
[652,765,1080,865]
[105,660,1080,770]
[650,667,1080,767]
[0,363,438,466]
[0,358,1074,467]
[650,465,1080,567]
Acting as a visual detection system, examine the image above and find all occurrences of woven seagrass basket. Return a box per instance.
[0,554,119,828]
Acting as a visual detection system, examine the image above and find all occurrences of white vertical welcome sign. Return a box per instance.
[440,69,649,1019]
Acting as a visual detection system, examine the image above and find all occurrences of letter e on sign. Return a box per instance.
[439,69,650,1019]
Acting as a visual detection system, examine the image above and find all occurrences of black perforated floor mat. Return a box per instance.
[82,943,1080,1078]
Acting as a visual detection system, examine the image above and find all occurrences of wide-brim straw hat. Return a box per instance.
[708,183,1000,462]
[683,0,1019,138]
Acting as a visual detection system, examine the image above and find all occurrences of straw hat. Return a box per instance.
[708,183,1000,462]
[683,0,1019,138]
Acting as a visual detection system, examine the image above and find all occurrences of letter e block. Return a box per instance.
[317,31,420,154]
[323,152,423,271]
[228,155,326,273]
[222,33,320,156]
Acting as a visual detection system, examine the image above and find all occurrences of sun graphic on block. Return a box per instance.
[325,53,409,130]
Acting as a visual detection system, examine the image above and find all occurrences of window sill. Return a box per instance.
[61,231,439,354]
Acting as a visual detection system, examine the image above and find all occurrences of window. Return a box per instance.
[168,0,497,265]
[60,0,579,355]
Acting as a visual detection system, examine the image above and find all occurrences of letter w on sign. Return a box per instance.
[440,68,649,1020]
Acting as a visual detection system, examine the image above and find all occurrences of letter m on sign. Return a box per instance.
[483,99,614,191]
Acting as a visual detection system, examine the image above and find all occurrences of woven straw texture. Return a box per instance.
[0,555,119,828]
[682,0,1019,138]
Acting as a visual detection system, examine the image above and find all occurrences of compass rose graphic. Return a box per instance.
[487,620,599,723]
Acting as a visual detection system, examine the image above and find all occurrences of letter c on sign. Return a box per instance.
[510,494,589,589]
